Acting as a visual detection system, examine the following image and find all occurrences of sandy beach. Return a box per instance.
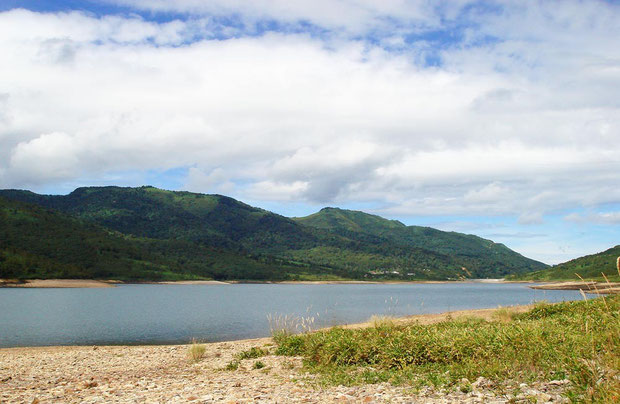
[0,279,118,288]
[529,281,620,294]
[0,278,528,288]
[0,305,571,403]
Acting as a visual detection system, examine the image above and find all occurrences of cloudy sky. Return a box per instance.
[1,0,619,264]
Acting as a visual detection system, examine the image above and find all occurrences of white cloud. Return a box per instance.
[0,4,618,224]
[565,211,620,225]
[8,132,81,184]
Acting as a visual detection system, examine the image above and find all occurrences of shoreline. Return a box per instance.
[0,278,534,288]
[0,303,570,403]
[5,278,616,294]
[529,281,620,294]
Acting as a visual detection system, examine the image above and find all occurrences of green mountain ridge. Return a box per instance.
[0,196,320,281]
[293,206,540,277]
[0,186,547,281]
[510,245,620,281]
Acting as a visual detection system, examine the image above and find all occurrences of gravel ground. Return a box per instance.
[0,337,570,403]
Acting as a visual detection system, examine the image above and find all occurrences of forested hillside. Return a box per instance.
[0,197,329,281]
[294,207,543,277]
[0,186,547,281]
[510,245,620,281]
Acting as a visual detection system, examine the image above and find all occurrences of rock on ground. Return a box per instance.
[0,339,570,403]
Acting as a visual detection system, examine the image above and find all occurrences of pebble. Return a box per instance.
[0,342,571,403]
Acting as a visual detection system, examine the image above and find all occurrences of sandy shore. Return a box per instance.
[0,279,232,288]
[530,281,620,294]
[0,305,571,403]
[153,280,230,285]
[1,278,527,288]
[0,279,118,288]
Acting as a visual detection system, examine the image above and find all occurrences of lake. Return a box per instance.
[0,283,586,347]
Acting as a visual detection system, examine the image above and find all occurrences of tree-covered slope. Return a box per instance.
[510,245,620,281]
[294,207,547,277]
[0,196,327,281]
[0,186,317,251]
[0,186,547,280]
[296,207,406,233]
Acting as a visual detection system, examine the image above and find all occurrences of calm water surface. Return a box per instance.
[0,283,585,347]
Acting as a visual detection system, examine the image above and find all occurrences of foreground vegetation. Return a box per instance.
[274,295,619,402]
[0,186,546,281]
[509,245,620,282]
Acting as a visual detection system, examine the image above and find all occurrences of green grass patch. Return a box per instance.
[253,360,266,369]
[237,347,268,360]
[274,296,619,402]
[224,359,240,371]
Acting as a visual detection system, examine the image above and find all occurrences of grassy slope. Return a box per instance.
[275,295,619,402]
[509,245,620,282]
[1,186,546,280]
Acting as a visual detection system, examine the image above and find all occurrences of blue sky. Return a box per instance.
[0,0,619,264]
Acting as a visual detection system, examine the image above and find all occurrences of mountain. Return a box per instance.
[0,196,316,281]
[294,207,546,277]
[0,186,547,281]
[509,245,620,281]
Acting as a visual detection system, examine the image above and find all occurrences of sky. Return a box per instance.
[0,1,619,265]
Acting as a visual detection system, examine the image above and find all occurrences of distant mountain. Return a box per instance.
[0,186,547,281]
[294,207,546,277]
[510,245,620,281]
[296,207,406,233]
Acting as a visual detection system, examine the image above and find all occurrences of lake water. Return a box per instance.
[0,283,586,347]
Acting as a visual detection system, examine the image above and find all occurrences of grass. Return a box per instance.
[187,339,206,362]
[368,315,396,328]
[253,360,266,370]
[273,295,619,402]
[237,347,268,360]
[224,359,240,371]
[492,306,517,323]
[267,313,315,339]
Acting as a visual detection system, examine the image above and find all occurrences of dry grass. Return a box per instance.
[267,313,315,338]
[368,315,396,328]
[491,306,516,323]
[187,339,206,362]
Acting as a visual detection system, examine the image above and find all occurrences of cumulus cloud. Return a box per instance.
[0,3,618,226]
[8,132,82,184]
